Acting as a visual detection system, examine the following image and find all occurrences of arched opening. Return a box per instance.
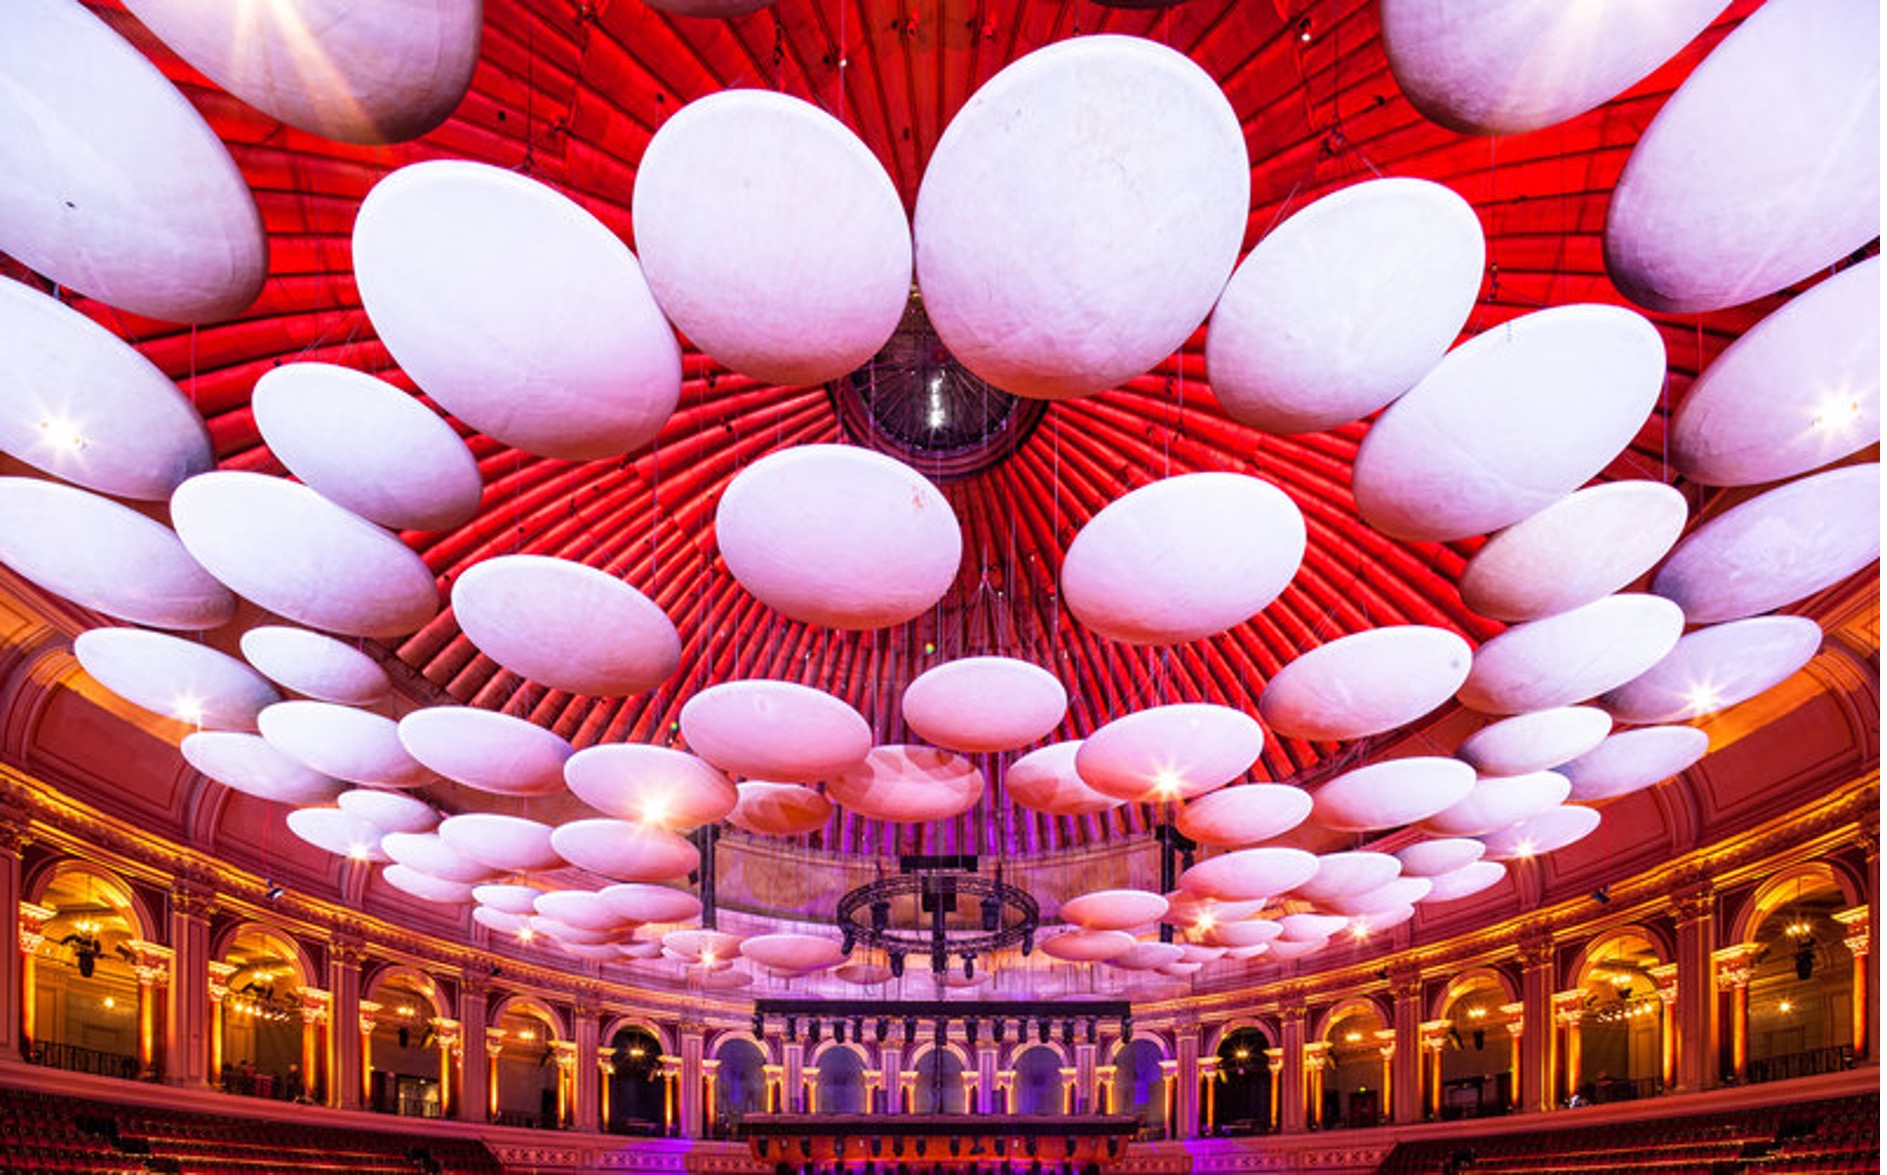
[28,866,145,1080]
[1324,1006,1391,1129]
[1574,933,1666,1104]
[218,927,310,1101]
[364,972,444,1117]
[912,1047,965,1114]
[1214,1028,1271,1135]
[713,1037,766,1133]
[607,1026,666,1135]
[1112,1040,1166,1138]
[814,1047,866,1114]
[1013,1045,1064,1115]
[491,1005,561,1129]
[1437,979,1515,1119]
[1746,873,1857,1081]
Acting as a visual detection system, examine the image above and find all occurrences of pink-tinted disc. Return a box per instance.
[258,701,431,788]
[1295,852,1402,904]
[1004,742,1123,817]
[286,807,388,861]
[181,731,342,805]
[1076,704,1265,802]
[451,555,679,697]
[1458,482,1689,623]
[548,819,700,882]
[1419,772,1572,838]
[1424,860,1508,902]
[1060,889,1169,931]
[1480,805,1602,860]
[1041,929,1138,962]
[1111,942,1187,971]
[1458,594,1685,715]
[1394,838,1486,879]
[1311,757,1476,832]
[533,890,636,933]
[1561,726,1712,803]
[1602,616,1822,725]
[398,706,572,797]
[826,746,985,822]
[565,744,737,828]
[600,883,702,925]
[240,626,390,707]
[1455,707,1613,776]
[1174,784,1313,847]
[727,782,833,836]
[75,628,277,732]
[381,864,475,904]
[1178,847,1319,901]
[740,933,847,972]
[1261,626,1472,740]
[902,656,1067,752]
[380,831,501,884]
[473,883,546,915]
[438,813,563,873]
[680,679,872,782]
[334,788,437,834]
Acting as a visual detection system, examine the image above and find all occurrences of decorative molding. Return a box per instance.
[1833,906,1870,958]
[1712,943,1763,990]
[1515,925,1553,969]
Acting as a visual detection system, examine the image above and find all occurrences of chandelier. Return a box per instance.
[835,858,1039,980]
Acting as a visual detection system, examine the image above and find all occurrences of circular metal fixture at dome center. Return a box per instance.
[830,295,1046,478]
[836,862,1040,978]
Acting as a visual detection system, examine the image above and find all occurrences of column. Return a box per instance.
[1176,1025,1201,1138]
[207,961,235,1086]
[783,1043,803,1113]
[1059,1067,1078,1115]
[659,1055,682,1133]
[1075,1042,1097,1116]
[1373,1031,1396,1125]
[1263,1051,1282,1131]
[865,1065,885,1116]
[1500,1004,1524,1111]
[459,980,490,1123]
[434,1019,461,1118]
[1390,967,1424,1124]
[1649,964,1678,1090]
[1712,944,1760,1083]
[358,1000,382,1108]
[679,1025,704,1136]
[328,941,365,1109]
[0,817,28,1062]
[1418,1022,1450,1120]
[976,1045,998,1114]
[572,1003,600,1132]
[299,990,331,1105]
[128,943,173,1079]
[1834,907,1871,1062]
[597,1047,616,1129]
[165,885,214,1087]
[19,902,52,1059]
[1278,988,1307,1134]
[1302,1042,1331,1129]
[1095,1062,1117,1116]
[1672,883,1717,1092]
[762,1064,784,1114]
[484,1028,506,1121]
[993,1069,1013,1115]
[701,1058,721,1136]
[1552,992,1584,1105]
[879,1043,902,1114]
[900,1068,919,1114]
[1157,1059,1178,1138]
[1518,927,1555,1113]
[1198,1055,1219,1134]
[552,1040,577,1128]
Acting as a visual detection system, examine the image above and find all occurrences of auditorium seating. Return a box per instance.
[1374,1095,1878,1174]
[0,1086,503,1175]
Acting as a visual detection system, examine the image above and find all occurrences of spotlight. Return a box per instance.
[872,901,891,932]
[1120,1015,1132,1039]
[876,1019,889,1042]
[1037,1018,1050,1044]
[853,1016,864,1042]
[993,1018,1006,1044]
[486,962,502,978]
[753,1012,764,1037]
[842,927,857,954]
[981,897,1000,932]
[904,1016,918,1041]
[889,952,906,979]
[966,1019,979,1046]
[1021,928,1034,956]
[931,951,947,977]
[1086,1019,1098,1045]
[936,1018,948,1042]
[265,881,286,902]
[963,954,975,980]
[786,1017,798,1042]
[1592,885,1612,906]
[834,1019,846,1044]
[1374,967,1390,981]
[808,1019,822,1045]
[1062,1020,1075,1048]
[1795,946,1816,980]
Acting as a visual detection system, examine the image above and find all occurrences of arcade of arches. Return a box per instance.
[0,761,1873,1170]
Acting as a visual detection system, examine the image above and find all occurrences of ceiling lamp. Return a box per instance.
[170,471,440,639]
[836,867,1037,976]
[633,89,910,387]
[1076,704,1265,802]
[353,160,681,461]
[1456,482,1690,623]
[1061,472,1306,646]
[1353,304,1666,543]
[680,679,872,783]
[1670,256,1880,487]
[258,701,431,788]
[1456,594,1685,715]
[181,732,342,807]
[239,627,391,709]
[334,789,438,836]
[1380,0,1727,136]
[0,279,211,500]
[74,628,278,733]
[1418,772,1573,838]
[726,782,834,838]
[1207,177,1482,435]
[1603,0,1880,313]
[1003,741,1123,817]
[1173,784,1313,848]
[900,656,1067,754]
[914,35,1247,401]
[548,819,699,883]
[1454,706,1613,778]
[250,363,481,532]
[715,444,963,630]
[0,479,235,632]
[0,0,266,323]
[450,554,680,697]
[1261,626,1472,741]
[397,707,573,798]
[1650,464,1881,625]
[122,0,480,145]
[826,746,986,823]
[1309,757,1476,833]
[1560,727,1713,804]
[564,744,737,829]
[1602,615,1823,725]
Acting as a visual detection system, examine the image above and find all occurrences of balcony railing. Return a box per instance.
[1745,1044,1856,1085]
[28,1040,145,1082]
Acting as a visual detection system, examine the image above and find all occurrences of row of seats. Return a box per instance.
[0,1085,504,1175]
[1374,1094,1876,1174]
